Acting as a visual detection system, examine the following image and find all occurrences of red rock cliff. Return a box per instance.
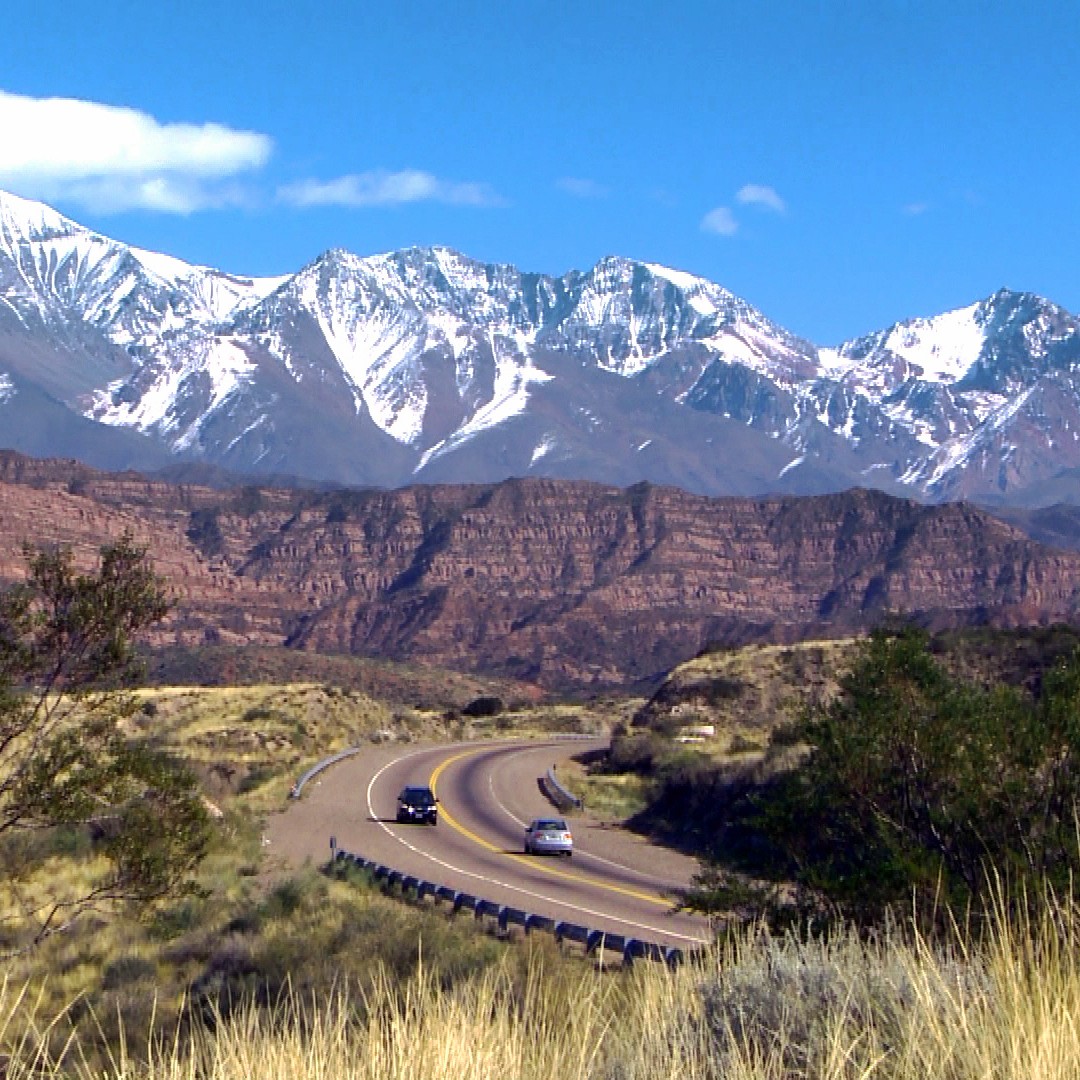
[1,454,1077,687]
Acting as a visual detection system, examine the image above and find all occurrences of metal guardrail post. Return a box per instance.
[291,746,363,798]
[542,766,583,811]
[327,839,698,965]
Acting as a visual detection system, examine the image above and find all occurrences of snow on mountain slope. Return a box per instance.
[416,331,553,470]
[804,292,1080,497]
[245,247,801,448]
[820,301,988,384]
[0,188,283,336]
[90,334,260,448]
[3,188,1080,504]
[0,189,73,249]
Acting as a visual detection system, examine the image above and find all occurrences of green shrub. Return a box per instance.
[462,695,504,718]
[688,625,1080,928]
[262,878,307,920]
[700,676,745,704]
[101,953,157,991]
[727,733,762,755]
[242,705,277,723]
[237,766,277,795]
[149,897,204,941]
[767,720,802,747]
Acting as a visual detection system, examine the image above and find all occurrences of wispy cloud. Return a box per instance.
[556,177,609,199]
[280,170,505,209]
[702,182,788,238]
[736,183,786,214]
[700,206,738,237]
[0,90,272,214]
[903,201,930,216]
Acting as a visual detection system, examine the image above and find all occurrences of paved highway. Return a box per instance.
[267,736,711,948]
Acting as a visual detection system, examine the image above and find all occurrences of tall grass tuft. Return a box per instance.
[3,889,1080,1078]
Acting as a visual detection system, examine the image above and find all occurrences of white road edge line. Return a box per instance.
[486,746,688,882]
[364,745,707,946]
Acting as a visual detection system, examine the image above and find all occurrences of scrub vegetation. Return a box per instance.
[2,889,1080,1079]
[612,625,1080,930]
[2,538,1080,1076]
[0,537,210,955]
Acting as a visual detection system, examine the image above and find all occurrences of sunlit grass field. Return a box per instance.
[3,888,1079,1079]
[5,637,1080,1078]
[0,677,618,1055]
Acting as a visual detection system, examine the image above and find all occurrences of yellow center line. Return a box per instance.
[430,747,674,910]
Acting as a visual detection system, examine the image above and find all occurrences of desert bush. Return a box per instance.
[686,625,1080,928]
[727,733,761,755]
[241,705,278,723]
[148,898,203,942]
[767,718,802,747]
[0,537,210,953]
[261,879,305,920]
[603,732,670,775]
[698,675,746,704]
[100,953,156,991]
[461,695,504,718]
[236,767,277,795]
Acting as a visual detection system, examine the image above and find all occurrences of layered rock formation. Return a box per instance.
[1,452,1078,688]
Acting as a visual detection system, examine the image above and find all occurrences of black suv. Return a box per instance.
[396,785,438,825]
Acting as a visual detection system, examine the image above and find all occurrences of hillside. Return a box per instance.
[2,452,1080,689]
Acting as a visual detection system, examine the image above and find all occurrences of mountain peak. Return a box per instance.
[2,188,1079,506]
[0,188,85,245]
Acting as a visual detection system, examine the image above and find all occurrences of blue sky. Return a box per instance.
[0,1,1076,343]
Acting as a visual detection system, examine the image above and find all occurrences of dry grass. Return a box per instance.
[3,889,1079,1079]
[637,638,859,752]
[0,679,633,1014]
[8,645,1078,1077]
[0,681,637,1057]
[561,763,652,822]
[129,682,503,819]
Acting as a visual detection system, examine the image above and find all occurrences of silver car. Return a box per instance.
[524,817,573,857]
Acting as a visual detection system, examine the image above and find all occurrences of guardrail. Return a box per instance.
[329,844,685,967]
[290,747,362,798]
[542,766,583,811]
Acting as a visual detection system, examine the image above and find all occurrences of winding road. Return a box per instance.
[266,736,711,948]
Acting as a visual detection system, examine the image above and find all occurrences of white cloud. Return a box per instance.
[736,183,786,213]
[701,206,738,237]
[903,201,930,216]
[280,170,505,209]
[556,177,609,199]
[0,90,272,214]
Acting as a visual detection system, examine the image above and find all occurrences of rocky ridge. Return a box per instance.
[2,452,1078,689]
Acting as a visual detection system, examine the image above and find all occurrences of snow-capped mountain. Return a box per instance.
[0,190,281,353]
[1,188,1078,504]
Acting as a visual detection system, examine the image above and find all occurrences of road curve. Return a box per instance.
[266,737,710,948]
